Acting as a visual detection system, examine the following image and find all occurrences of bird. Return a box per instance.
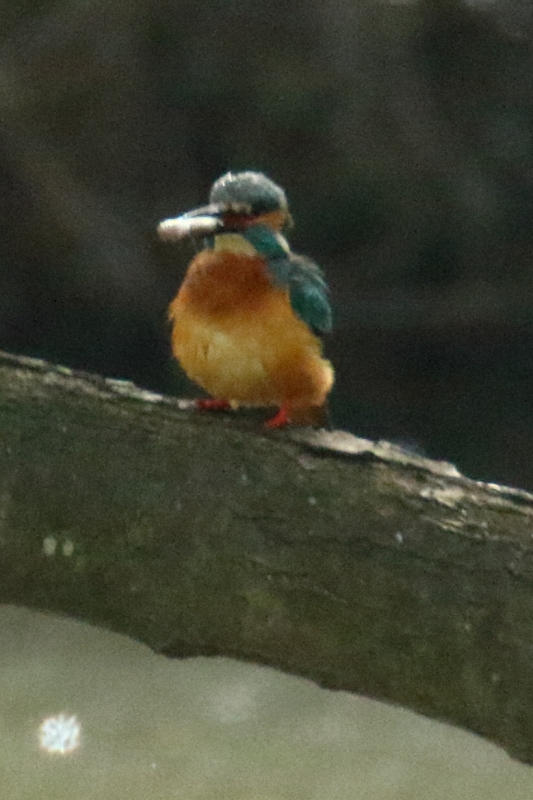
[157,170,334,428]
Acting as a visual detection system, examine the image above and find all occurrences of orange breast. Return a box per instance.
[168,250,334,409]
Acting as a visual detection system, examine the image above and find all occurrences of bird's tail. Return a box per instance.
[289,402,332,429]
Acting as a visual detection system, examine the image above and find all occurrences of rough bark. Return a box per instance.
[0,349,532,764]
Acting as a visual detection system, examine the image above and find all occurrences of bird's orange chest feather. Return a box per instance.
[167,245,333,413]
[171,250,280,319]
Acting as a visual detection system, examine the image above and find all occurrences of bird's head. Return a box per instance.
[157,171,293,242]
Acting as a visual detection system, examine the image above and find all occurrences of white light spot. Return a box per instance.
[62,539,74,557]
[395,532,404,544]
[308,496,317,506]
[43,536,57,556]
[38,714,81,755]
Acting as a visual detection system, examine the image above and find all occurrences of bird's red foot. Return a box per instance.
[265,405,290,428]
[195,398,231,411]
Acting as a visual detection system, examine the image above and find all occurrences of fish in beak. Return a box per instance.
[157,202,254,241]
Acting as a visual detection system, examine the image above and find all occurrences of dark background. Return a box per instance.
[1,0,533,489]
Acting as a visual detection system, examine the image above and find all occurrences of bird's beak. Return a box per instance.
[157,204,225,241]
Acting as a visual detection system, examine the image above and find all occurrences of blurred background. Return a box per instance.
[3,605,533,799]
[1,0,533,488]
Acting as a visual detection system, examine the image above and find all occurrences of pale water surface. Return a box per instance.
[0,605,532,799]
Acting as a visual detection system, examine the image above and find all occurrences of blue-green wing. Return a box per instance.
[269,253,332,334]
[243,225,333,334]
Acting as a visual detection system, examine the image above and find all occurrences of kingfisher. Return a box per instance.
[157,171,334,427]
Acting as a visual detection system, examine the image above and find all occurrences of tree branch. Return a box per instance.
[1,350,532,763]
